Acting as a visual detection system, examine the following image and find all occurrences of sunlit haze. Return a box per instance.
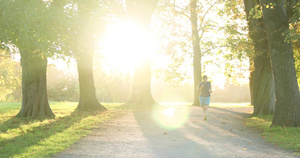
[47,12,250,104]
[97,19,159,74]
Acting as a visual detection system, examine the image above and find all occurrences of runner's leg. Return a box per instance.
[199,97,206,119]
[203,105,208,120]
[203,97,210,121]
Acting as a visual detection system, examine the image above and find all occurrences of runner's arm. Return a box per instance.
[197,83,204,92]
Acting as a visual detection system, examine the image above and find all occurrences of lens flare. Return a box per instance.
[163,108,175,117]
[152,105,190,130]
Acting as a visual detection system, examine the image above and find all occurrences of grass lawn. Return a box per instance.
[245,115,300,155]
[0,102,125,158]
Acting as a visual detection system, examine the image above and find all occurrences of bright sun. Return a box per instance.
[96,20,232,89]
[97,20,157,74]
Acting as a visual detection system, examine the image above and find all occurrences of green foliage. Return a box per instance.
[295,49,300,87]
[245,115,300,154]
[0,102,124,157]
[0,0,122,61]
[153,0,225,86]
[289,2,300,85]
[0,50,22,101]
[157,56,191,87]
[249,4,263,19]
[47,65,79,102]
[221,0,245,19]
[57,0,122,57]
[0,0,125,102]
[0,0,63,56]
[221,0,253,85]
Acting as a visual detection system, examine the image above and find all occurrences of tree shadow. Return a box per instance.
[121,102,161,110]
[189,107,253,136]
[130,106,295,157]
[131,106,214,157]
[0,115,45,133]
[212,107,252,118]
[183,106,297,157]
[0,110,103,157]
[189,106,253,134]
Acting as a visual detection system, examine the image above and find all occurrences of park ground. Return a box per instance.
[53,105,299,158]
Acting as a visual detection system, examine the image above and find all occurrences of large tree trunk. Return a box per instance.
[251,54,275,116]
[16,50,54,119]
[190,0,202,106]
[244,0,275,116]
[260,0,300,127]
[127,60,156,107]
[76,53,106,111]
[125,0,159,108]
[73,2,105,111]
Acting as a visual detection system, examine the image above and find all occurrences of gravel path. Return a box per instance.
[53,106,299,158]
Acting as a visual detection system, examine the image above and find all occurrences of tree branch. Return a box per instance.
[202,45,227,56]
[198,0,220,33]
[173,9,190,19]
[161,0,191,19]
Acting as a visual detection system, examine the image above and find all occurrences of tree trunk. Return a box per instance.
[16,50,54,119]
[127,60,157,107]
[260,0,300,127]
[244,0,275,116]
[125,0,159,108]
[252,55,275,116]
[190,0,202,106]
[76,53,106,111]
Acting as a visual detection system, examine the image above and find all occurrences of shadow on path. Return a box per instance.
[132,106,298,158]
[133,108,213,158]
[54,106,299,158]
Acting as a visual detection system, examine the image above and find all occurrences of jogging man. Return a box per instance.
[197,75,212,121]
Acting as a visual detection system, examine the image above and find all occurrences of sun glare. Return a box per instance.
[163,107,175,117]
[98,20,158,74]
[212,74,226,89]
[152,105,190,130]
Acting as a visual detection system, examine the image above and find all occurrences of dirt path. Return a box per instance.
[54,106,299,158]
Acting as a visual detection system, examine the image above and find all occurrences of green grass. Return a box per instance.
[245,115,300,155]
[0,102,125,158]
